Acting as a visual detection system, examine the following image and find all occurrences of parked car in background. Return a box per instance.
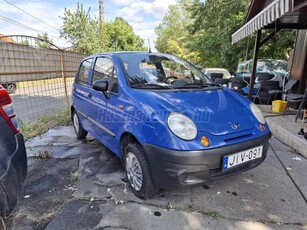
[71,52,271,199]
[202,68,232,79]
[0,85,27,218]
[0,82,17,94]
[236,59,288,78]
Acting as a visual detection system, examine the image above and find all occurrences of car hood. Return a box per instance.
[130,88,255,136]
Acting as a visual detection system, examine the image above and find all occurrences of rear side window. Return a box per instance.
[76,58,93,86]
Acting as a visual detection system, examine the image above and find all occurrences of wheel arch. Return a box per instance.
[120,132,146,165]
[70,105,75,121]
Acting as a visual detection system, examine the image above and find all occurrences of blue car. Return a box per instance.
[71,52,271,199]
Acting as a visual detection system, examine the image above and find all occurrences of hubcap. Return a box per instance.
[125,152,143,191]
[7,84,16,93]
[73,113,80,133]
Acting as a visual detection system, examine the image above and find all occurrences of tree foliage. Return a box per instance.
[36,33,53,48]
[155,0,200,63]
[107,18,146,51]
[156,0,296,71]
[60,3,146,54]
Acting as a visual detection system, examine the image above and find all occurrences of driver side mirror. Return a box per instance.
[93,80,110,99]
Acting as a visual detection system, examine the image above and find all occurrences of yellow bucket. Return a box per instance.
[272,100,287,113]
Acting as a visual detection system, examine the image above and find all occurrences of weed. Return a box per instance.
[199,209,221,219]
[70,171,81,181]
[33,150,53,159]
[165,202,173,211]
[20,109,71,141]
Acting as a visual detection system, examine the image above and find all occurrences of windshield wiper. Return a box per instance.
[203,82,221,87]
[173,82,221,89]
[131,83,170,89]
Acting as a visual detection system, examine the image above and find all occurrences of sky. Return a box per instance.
[0,0,178,49]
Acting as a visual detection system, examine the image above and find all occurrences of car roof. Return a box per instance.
[91,51,166,56]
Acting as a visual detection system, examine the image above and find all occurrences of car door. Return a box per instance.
[87,56,120,153]
[72,58,93,132]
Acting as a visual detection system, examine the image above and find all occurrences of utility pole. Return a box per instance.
[99,0,104,22]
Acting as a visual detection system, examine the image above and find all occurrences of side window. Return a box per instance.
[92,57,118,94]
[77,58,93,86]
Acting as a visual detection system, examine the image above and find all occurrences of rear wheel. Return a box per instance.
[72,110,87,138]
[124,143,157,199]
[6,83,16,94]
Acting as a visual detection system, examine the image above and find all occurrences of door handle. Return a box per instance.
[88,92,92,98]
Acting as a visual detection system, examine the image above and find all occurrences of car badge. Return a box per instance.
[231,123,240,130]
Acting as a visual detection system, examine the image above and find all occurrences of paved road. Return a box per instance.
[6,126,307,230]
[11,82,73,122]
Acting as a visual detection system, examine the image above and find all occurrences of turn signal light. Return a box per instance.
[201,136,210,146]
[259,124,265,132]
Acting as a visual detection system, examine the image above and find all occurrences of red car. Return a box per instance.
[0,85,27,219]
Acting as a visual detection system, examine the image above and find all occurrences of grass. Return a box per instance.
[182,206,221,219]
[199,210,221,219]
[165,202,173,211]
[19,109,71,141]
[17,77,74,88]
[70,171,81,181]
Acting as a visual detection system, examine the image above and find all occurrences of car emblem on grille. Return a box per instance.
[231,123,240,130]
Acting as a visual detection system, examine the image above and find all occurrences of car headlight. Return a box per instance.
[167,112,197,140]
[250,103,266,124]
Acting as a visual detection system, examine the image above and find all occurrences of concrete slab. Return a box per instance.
[25,126,101,159]
[216,219,306,230]
[259,105,307,158]
[274,148,307,201]
[189,147,307,224]
[45,199,219,230]
[6,126,307,229]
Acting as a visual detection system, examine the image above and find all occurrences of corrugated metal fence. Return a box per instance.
[0,35,86,122]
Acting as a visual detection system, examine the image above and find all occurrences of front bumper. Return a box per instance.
[143,132,271,188]
[0,133,27,216]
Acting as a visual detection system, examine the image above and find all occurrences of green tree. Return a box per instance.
[19,40,30,46]
[187,0,250,70]
[106,17,146,51]
[36,32,53,48]
[60,4,145,54]
[155,0,200,63]
[60,3,109,54]
[187,0,295,71]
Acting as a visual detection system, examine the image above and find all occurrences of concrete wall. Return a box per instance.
[0,42,86,83]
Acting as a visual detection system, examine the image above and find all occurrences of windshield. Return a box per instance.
[117,53,214,90]
[256,60,288,74]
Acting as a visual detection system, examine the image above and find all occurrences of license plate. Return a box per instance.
[223,146,263,171]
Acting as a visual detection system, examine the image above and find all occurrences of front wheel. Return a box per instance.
[72,110,88,138]
[124,143,157,199]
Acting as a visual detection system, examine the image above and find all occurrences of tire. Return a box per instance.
[0,216,6,230]
[6,83,16,94]
[123,143,157,199]
[72,110,88,138]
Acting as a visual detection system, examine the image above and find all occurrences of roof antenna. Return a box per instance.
[148,39,152,53]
